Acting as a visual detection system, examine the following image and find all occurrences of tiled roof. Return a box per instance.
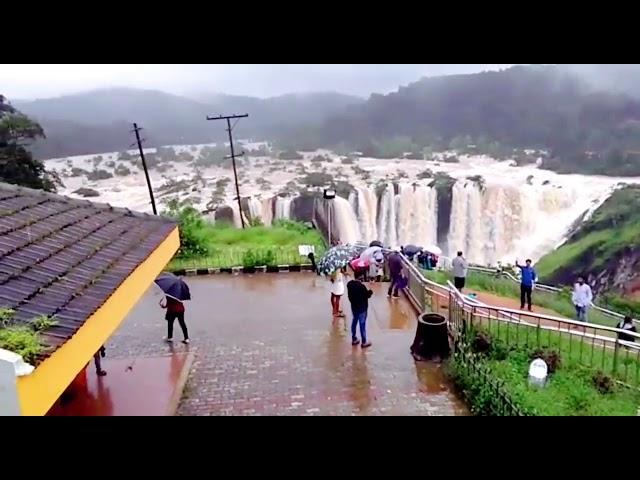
[0,182,177,364]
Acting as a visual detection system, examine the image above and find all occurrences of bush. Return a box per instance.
[114,164,131,176]
[87,169,113,181]
[417,169,434,180]
[163,199,210,258]
[530,349,561,374]
[242,249,276,267]
[73,188,100,198]
[70,167,88,177]
[300,172,333,187]
[592,371,615,394]
[279,150,304,160]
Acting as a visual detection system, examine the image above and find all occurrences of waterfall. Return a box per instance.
[274,196,293,220]
[331,195,361,245]
[377,182,397,247]
[354,186,378,243]
[447,181,484,262]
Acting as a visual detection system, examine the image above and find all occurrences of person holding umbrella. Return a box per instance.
[155,272,191,344]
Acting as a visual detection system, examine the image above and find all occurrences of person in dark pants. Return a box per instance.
[617,316,637,343]
[515,259,537,311]
[93,346,107,376]
[387,251,403,298]
[347,273,373,348]
[161,296,190,344]
[452,251,468,293]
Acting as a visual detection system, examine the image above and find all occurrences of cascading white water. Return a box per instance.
[448,181,484,262]
[354,186,378,243]
[331,195,361,245]
[394,183,438,246]
[377,182,397,247]
[246,197,274,226]
[274,196,293,220]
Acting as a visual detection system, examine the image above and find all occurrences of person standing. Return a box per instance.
[93,345,107,377]
[452,251,468,292]
[347,272,373,348]
[617,316,637,343]
[572,276,593,322]
[387,250,403,298]
[329,267,346,318]
[161,296,190,344]
[515,259,537,311]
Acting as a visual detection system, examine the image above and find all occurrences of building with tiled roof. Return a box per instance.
[0,182,178,415]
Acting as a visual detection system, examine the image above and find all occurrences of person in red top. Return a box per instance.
[160,296,190,344]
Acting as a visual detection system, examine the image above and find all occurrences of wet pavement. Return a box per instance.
[108,273,468,416]
[48,353,192,416]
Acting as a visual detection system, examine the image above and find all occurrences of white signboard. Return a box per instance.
[298,245,315,256]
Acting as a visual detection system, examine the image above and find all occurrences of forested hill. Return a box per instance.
[15,88,363,158]
[297,65,640,176]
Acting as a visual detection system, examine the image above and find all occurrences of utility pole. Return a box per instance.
[131,123,157,215]
[206,113,248,228]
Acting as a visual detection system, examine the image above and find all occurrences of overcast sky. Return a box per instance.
[1,64,517,100]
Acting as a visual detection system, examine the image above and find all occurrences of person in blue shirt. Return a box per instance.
[515,258,537,311]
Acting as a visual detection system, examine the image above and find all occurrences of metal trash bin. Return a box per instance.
[410,313,450,361]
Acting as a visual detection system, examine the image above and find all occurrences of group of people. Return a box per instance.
[449,253,637,342]
[328,249,408,349]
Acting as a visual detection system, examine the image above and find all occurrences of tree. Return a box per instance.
[0,95,58,192]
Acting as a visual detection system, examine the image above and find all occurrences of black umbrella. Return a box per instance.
[369,240,384,248]
[154,272,191,301]
[403,244,423,256]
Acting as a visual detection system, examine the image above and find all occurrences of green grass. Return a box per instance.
[168,219,326,270]
[423,268,619,328]
[475,317,640,387]
[449,328,640,415]
[0,312,57,364]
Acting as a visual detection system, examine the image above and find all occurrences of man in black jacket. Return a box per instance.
[347,274,373,348]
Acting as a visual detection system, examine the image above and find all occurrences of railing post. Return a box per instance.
[613,337,620,377]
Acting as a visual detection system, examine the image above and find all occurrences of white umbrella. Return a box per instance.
[424,244,442,255]
[359,246,383,263]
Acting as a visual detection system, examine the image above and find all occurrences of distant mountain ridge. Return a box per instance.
[15,88,364,158]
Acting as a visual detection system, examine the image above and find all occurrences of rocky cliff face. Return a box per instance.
[537,185,640,297]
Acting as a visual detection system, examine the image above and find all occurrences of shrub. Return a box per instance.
[114,164,131,176]
[592,371,615,394]
[87,169,113,181]
[0,326,43,364]
[278,150,304,160]
[0,308,15,328]
[300,172,333,187]
[163,199,210,258]
[73,188,100,198]
[31,315,57,332]
[417,169,434,180]
[530,349,561,374]
[70,167,88,177]
[242,249,276,267]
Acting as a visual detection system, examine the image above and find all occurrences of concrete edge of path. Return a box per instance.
[166,352,195,416]
[173,264,316,276]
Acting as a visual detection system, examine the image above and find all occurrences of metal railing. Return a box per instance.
[436,255,639,327]
[447,281,640,388]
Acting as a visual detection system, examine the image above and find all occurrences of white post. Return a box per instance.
[0,349,34,416]
[327,199,332,245]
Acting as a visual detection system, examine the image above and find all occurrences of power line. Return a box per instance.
[131,123,157,215]
[206,113,249,228]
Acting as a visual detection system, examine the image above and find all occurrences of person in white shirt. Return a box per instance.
[329,267,346,318]
[572,276,593,323]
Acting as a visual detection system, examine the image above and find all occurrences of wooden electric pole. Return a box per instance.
[206,113,248,228]
[131,122,157,215]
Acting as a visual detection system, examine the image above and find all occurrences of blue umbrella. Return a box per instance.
[155,272,191,301]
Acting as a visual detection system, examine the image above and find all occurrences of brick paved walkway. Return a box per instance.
[108,273,467,416]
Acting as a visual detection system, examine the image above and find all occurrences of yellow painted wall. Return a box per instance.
[16,227,180,416]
